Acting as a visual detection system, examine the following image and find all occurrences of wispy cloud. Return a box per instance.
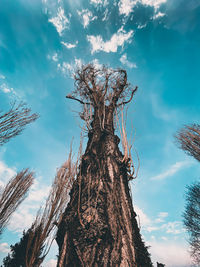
[153,11,165,19]
[47,53,59,62]
[150,161,192,181]
[57,58,83,76]
[0,161,16,187]
[118,0,137,16]
[87,27,133,54]
[148,240,191,266]
[118,0,166,16]
[8,180,50,233]
[155,212,168,223]
[0,74,5,80]
[61,41,78,49]
[120,53,137,68]
[90,0,108,6]
[162,221,185,235]
[134,205,185,237]
[0,242,10,254]
[142,0,166,9]
[44,259,57,267]
[150,92,179,121]
[0,83,17,95]
[135,205,151,227]
[77,9,97,28]
[48,7,70,36]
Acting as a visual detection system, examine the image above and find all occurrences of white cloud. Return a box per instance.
[135,205,151,228]
[61,41,78,49]
[153,11,165,19]
[77,9,96,28]
[118,0,166,16]
[44,259,57,267]
[48,7,70,36]
[90,0,108,5]
[102,8,109,21]
[0,83,15,94]
[51,53,58,62]
[137,23,147,29]
[150,161,192,181]
[0,161,16,187]
[149,240,191,266]
[141,0,166,9]
[134,205,185,237]
[0,243,10,254]
[146,226,160,232]
[58,58,83,76]
[57,62,72,75]
[0,74,5,79]
[8,180,50,233]
[27,181,50,202]
[155,212,168,223]
[162,221,185,235]
[92,59,103,69]
[8,206,35,233]
[120,53,137,68]
[87,27,134,54]
[118,0,137,16]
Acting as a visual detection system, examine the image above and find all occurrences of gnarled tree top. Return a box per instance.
[66,64,138,133]
[66,64,137,109]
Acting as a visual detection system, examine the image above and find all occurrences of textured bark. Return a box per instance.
[56,65,152,266]
[56,106,152,266]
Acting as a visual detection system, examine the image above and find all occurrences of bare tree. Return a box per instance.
[25,149,77,267]
[175,124,200,264]
[0,102,39,146]
[0,169,34,235]
[175,124,200,162]
[183,182,200,265]
[56,64,152,266]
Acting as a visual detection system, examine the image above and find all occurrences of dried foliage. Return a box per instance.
[175,124,200,162]
[25,149,78,266]
[0,102,39,146]
[183,182,200,265]
[66,64,137,131]
[0,169,34,235]
[115,106,139,180]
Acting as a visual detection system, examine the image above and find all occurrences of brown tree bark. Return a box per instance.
[56,65,152,266]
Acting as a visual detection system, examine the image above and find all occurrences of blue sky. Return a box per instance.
[0,0,200,266]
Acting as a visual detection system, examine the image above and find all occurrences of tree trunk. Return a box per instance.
[56,106,152,266]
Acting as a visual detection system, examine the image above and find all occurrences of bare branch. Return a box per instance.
[67,63,137,132]
[66,94,91,105]
[118,86,138,106]
[175,124,200,162]
[0,102,39,146]
[0,169,34,235]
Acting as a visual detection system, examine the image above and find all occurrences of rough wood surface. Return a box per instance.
[56,65,152,266]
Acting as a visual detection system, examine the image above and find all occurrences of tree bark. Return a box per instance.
[56,106,152,266]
